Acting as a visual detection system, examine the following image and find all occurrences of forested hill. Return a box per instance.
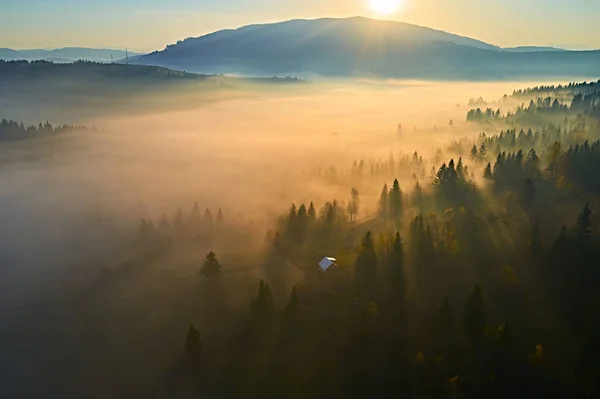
[0,60,204,83]
[0,119,90,142]
[135,17,600,80]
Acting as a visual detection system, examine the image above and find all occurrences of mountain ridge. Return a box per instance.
[136,17,600,80]
[0,47,141,63]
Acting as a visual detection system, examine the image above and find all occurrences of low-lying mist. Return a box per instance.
[0,78,575,302]
[0,77,591,397]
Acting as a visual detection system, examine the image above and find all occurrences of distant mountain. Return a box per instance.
[0,48,23,60]
[136,17,600,80]
[0,48,141,63]
[504,46,567,52]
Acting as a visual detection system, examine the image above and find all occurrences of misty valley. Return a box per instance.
[0,59,600,399]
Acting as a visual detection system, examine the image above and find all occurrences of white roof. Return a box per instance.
[318,257,337,272]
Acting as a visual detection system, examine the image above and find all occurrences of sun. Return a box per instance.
[369,0,403,14]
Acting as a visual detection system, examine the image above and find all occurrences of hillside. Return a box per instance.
[136,17,600,80]
[503,46,568,52]
[0,60,304,123]
[0,47,141,63]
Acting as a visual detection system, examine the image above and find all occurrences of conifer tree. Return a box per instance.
[378,184,389,219]
[470,145,478,160]
[204,209,214,225]
[575,203,592,240]
[284,286,299,318]
[201,251,222,277]
[518,178,536,206]
[296,204,308,241]
[191,202,201,221]
[388,232,406,297]
[389,179,403,224]
[354,231,378,298]
[456,157,464,180]
[483,163,493,179]
[412,181,423,206]
[250,280,275,324]
[435,295,456,355]
[307,202,316,222]
[217,208,224,225]
[347,188,360,222]
[529,221,543,258]
[479,142,488,161]
[159,214,170,234]
[174,207,184,229]
[185,324,202,361]
[463,284,486,344]
[140,218,149,239]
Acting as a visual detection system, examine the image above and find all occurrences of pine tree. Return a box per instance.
[436,295,455,336]
[174,207,184,229]
[389,179,403,224]
[470,145,478,160]
[284,286,299,317]
[347,188,360,222]
[552,225,568,254]
[250,279,275,323]
[285,203,298,238]
[529,221,543,258]
[159,214,170,234]
[412,181,423,206]
[354,231,378,298]
[307,202,316,222]
[191,202,201,221]
[216,208,224,225]
[185,324,202,360]
[204,209,214,225]
[378,184,389,219]
[483,163,493,179]
[479,142,488,161]
[518,178,536,206]
[139,218,149,239]
[463,284,486,344]
[575,203,592,242]
[388,232,406,295]
[456,157,464,180]
[435,295,456,354]
[296,204,308,241]
[201,251,222,277]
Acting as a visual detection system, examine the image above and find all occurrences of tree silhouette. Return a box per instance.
[378,184,389,220]
[201,251,221,277]
[483,163,492,179]
[389,179,403,225]
[347,188,360,222]
[185,324,202,361]
[463,284,486,344]
[354,231,378,299]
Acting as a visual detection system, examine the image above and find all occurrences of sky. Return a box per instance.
[1,0,599,51]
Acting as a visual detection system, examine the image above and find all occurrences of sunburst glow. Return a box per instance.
[369,0,403,14]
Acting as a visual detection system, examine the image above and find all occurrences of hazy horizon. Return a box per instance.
[2,1,599,52]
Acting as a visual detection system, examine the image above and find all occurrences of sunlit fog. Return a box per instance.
[1,6,600,399]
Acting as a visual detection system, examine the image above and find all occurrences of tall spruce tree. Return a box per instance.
[389,179,403,224]
[378,184,389,220]
[354,231,379,299]
[463,284,486,344]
